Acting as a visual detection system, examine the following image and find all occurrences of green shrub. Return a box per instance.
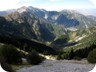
[73,56,82,60]
[57,52,70,60]
[0,57,14,72]
[27,50,45,65]
[43,51,48,55]
[57,53,62,60]
[87,49,96,63]
[0,44,22,64]
[57,49,74,60]
[68,49,74,59]
[61,53,69,59]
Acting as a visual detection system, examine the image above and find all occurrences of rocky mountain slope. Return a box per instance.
[0,6,96,42]
[0,7,56,42]
[12,6,96,30]
[0,7,96,70]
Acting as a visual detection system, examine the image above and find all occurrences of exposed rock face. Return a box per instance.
[0,6,96,42]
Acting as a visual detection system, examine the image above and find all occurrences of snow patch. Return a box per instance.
[44,14,48,19]
[54,16,58,20]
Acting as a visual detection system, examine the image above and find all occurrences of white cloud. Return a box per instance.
[0,0,36,11]
[35,4,74,11]
[0,0,20,5]
[0,0,20,10]
[89,0,96,6]
[0,0,95,11]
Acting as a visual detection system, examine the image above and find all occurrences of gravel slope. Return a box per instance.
[16,59,95,72]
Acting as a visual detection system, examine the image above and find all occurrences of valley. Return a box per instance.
[0,6,96,72]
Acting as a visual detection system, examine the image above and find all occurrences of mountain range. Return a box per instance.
[0,6,96,43]
[0,6,96,61]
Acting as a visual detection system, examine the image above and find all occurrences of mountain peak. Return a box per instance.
[17,6,28,13]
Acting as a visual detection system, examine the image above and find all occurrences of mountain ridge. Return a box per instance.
[0,6,96,42]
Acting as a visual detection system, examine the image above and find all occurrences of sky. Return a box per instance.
[0,0,96,11]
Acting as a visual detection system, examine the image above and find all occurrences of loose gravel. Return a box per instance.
[16,59,95,72]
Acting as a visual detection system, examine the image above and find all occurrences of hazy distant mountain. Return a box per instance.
[75,9,96,16]
[0,11,7,14]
